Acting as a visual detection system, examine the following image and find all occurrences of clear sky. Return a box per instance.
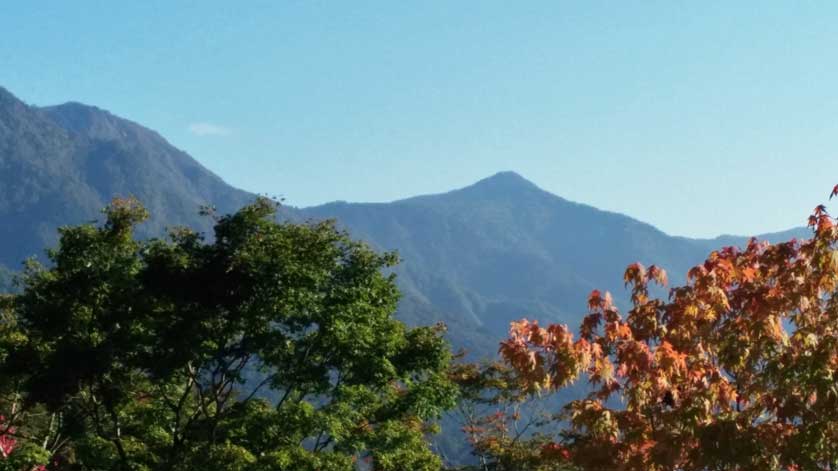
[2,1,838,238]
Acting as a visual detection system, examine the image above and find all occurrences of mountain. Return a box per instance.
[295,174,817,462]
[299,175,815,361]
[0,86,813,359]
[0,86,256,270]
[298,172,755,357]
[0,86,816,465]
[697,226,812,249]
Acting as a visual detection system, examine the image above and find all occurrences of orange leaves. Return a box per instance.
[765,315,787,342]
[615,339,652,380]
[583,289,620,341]
[586,341,612,384]
[814,204,828,217]
[499,319,590,392]
[624,262,646,287]
[587,289,602,310]
[687,264,707,282]
[540,442,571,461]
[587,289,613,311]
[580,312,602,341]
[808,204,834,235]
[490,186,838,470]
[647,265,668,286]
[621,262,668,287]
[654,341,687,376]
[706,286,731,311]
[715,378,737,408]
[622,263,667,309]
[603,320,633,342]
[498,336,538,378]
[739,266,757,283]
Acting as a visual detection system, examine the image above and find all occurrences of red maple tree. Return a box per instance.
[491,196,838,470]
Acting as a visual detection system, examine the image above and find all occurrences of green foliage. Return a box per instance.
[0,197,459,470]
[0,266,14,294]
[0,440,50,471]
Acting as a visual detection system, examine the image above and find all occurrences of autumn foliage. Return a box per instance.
[0,417,46,471]
[493,200,838,469]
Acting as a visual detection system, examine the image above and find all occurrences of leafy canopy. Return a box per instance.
[488,198,838,470]
[0,197,458,470]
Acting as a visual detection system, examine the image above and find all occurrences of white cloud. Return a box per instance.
[188,122,232,137]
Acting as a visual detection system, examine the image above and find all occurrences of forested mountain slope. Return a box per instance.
[300,172,809,357]
[0,86,810,360]
[0,86,254,269]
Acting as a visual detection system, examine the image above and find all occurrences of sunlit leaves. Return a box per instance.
[492,192,838,470]
[1,197,459,470]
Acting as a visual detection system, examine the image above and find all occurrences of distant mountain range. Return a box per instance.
[0,86,811,361]
[0,85,815,465]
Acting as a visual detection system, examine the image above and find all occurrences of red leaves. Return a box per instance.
[490,185,838,470]
[0,416,16,459]
[830,184,838,200]
[604,320,633,342]
[619,339,653,375]
[740,266,757,283]
[499,319,590,391]
[580,312,602,341]
[583,290,619,341]
[654,341,687,375]
[647,265,668,286]
[623,263,646,287]
[687,264,707,281]
[587,289,613,310]
[809,204,834,234]
[541,442,572,461]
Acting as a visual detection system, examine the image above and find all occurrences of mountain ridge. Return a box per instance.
[2,86,803,245]
[0,86,812,357]
[0,86,816,462]
[0,86,256,269]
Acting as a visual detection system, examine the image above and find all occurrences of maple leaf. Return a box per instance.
[814,204,829,218]
[624,262,646,287]
[0,420,16,459]
[647,265,668,286]
[588,289,603,310]
[740,266,757,283]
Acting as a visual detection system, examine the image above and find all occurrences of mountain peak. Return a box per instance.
[0,86,30,113]
[467,171,541,194]
[46,101,108,118]
[0,86,16,102]
[40,101,139,142]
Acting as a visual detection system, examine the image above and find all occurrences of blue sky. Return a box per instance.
[2,1,838,238]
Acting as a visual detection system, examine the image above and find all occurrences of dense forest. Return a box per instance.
[0,195,836,470]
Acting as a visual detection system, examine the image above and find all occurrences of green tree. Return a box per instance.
[0,291,53,470]
[1,197,458,470]
[0,266,14,294]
